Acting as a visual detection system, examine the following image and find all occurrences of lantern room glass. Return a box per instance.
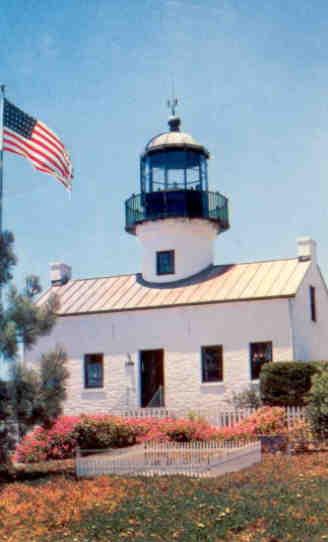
[140,149,208,193]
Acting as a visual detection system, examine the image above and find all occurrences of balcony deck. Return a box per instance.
[125,189,229,234]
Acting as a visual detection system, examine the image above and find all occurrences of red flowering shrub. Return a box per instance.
[164,419,219,442]
[124,417,219,443]
[126,417,172,442]
[14,427,48,463]
[238,406,287,435]
[15,407,288,463]
[212,407,287,440]
[15,416,79,463]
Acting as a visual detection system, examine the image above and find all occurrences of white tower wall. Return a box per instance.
[136,218,218,283]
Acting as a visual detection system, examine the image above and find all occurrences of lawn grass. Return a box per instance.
[1,453,328,542]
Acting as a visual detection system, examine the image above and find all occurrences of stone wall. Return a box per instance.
[25,297,294,414]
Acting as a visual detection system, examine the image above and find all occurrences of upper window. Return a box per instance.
[250,342,272,380]
[309,285,317,322]
[201,345,223,383]
[84,354,104,388]
[156,250,175,275]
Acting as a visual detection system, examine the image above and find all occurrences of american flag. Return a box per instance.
[3,99,73,190]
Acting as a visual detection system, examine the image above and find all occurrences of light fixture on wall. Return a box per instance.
[125,353,134,367]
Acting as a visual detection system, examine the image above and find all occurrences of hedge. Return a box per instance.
[306,366,328,438]
[260,361,327,406]
[74,416,138,450]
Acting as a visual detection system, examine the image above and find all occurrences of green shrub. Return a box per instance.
[230,386,262,409]
[164,420,198,442]
[306,366,328,439]
[260,362,322,406]
[74,416,138,450]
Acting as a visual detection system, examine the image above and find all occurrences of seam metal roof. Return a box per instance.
[37,258,311,316]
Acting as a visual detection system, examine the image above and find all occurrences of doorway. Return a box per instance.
[140,349,164,407]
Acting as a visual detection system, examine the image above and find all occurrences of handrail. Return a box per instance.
[125,189,229,234]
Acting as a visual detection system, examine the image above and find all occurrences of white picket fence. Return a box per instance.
[112,406,306,428]
[144,439,256,466]
[284,406,306,427]
[76,439,261,479]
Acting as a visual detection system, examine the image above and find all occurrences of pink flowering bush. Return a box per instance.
[164,418,219,442]
[14,416,79,463]
[213,407,287,440]
[15,407,288,463]
[125,417,220,443]
[125,418,172,442]
[14,427,48,463]
[236,406,287,436]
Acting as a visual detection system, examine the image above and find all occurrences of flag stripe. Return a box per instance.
[4,141,71,189]
[4,130,68,179]
[35,165,55,175]
[34,164,69,188]
[31,136,70,174]
[34,125,64,154]
[3,145,55,177]
[4,128,69,178]
[32,131,71,171]
[4,136,68,181]
[4,143,64,184]
[3,146,28,160]
[4,140,66,183]
[37,121,65,149]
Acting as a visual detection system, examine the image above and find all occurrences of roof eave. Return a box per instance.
[141,144,210,159]
[55,293,295,318]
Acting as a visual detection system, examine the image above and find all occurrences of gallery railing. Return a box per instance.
[125,189,229,233]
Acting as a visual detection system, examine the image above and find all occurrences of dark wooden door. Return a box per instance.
[140,349,164,407]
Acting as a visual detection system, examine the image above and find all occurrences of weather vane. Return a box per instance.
[167,94,178,117]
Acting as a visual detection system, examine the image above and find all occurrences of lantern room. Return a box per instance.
[140,116,209,193]
[125,114,229,237]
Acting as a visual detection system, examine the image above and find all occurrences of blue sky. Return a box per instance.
[2,0,328,292]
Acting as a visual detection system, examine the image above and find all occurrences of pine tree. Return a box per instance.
[8,347,69,437]
[0,231,59,358]
[0,230,67,472]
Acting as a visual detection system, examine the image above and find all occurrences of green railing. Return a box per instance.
[125,189,229,233]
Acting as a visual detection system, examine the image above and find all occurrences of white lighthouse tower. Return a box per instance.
[125,103,229,283]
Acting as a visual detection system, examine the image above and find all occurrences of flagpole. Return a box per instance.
[0,86,4,381]
[0,84,5,235]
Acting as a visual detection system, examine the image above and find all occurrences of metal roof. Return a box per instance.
[147,131,199,148]
[37,258,311,316]
[145,131,208,155]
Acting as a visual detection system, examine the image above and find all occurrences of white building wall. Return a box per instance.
[25,298,293,414]
[136,218,218,282]
[290,262,328,360]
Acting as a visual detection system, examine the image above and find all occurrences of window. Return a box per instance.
[309,286,317,322]
[250,342,272,380]
[84,354,104,388]
[156,250,175,275]
[201,345,223,382]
